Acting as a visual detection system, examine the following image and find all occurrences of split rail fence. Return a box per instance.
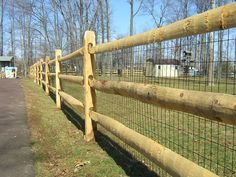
[29,3,236,177]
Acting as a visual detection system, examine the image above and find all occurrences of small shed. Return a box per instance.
[4,66,17,78]
[145,58,180,78]
[155,59,180,78]
[0,56,15,78]
[0,56,14,69]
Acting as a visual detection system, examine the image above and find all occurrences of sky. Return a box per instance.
[109,0,236,40]
[109,0,153,39]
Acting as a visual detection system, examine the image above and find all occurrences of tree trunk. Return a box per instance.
[105,0,110,42]
[217,30,223,81]
[0,0,4,56]
[208,0,215,86]
[85,0,89,30]
[10,0,15,64]
[99,0,105,43]
[79,0,84,46]
[129,0,134,75]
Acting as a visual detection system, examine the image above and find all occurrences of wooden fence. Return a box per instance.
[29,2,236,177]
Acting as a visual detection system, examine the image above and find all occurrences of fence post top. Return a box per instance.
[84,31,95,41]
[55,49,62,59]
[55,49,62,52]
[45,56,50,62]
[84,31,96,50]
[84,30,95,36]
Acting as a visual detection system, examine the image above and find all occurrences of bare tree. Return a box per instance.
[0,0,6,56]
[129,0,143,36]
[99,0,105,43]
[14,0,39,76]
[10,0,15,59]
[208,0,215,86]
[105,0,110,42]
[141,0,170,28]
[128,0,143,74]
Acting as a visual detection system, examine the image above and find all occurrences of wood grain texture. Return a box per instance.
[89,79,236,125]
[58,74,84,85]
[90,2,236,54]
[91,111,219,177]
[55,49,62,109]
[83,31,96,142]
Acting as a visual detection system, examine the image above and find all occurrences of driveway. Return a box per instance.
[0,79,34,177]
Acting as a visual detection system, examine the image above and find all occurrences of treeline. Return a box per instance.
[0,0,232,76]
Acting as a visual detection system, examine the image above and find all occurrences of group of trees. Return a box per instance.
[0,0,234,78]
[0,0,111,76]
[127,0,235,85]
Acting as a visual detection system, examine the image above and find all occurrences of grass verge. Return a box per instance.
[22,79,130,177]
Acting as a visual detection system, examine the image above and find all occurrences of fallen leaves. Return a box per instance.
[74,159,91,173]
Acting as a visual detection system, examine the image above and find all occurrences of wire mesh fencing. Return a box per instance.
[94,29,236,177]
[60,56,84,103]
[30,6,236,175]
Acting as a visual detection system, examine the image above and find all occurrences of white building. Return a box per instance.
[145,59,180,78]
[155,64,179,77]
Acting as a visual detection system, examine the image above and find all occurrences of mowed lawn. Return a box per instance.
[26,73,235,177]
[22,79,140,177]
[60,74,236,177]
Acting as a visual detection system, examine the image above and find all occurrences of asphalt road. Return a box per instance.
[0,79,34,177]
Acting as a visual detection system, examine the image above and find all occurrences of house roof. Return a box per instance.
[146,58,180,65]
[0,56,14,62]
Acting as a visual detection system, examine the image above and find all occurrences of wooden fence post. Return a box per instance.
[35,63,37,84]
[37,61,40,85]
[45,56,50,95]
[31,66,33,78]
[55,49,62,109]
[83,31,96,142]
[34,64,36,83]
[29,66,31,78]
[40,59,43,88]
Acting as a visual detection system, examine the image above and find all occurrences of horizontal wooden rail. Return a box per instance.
[42,72,46,75]
[89,79,236,125]
[48,59,56,64]
[41,80,46,85]
[59,48,84,62]
[48,85,56,94]
[90,111,218,177]
[58,74,84,85]
[59,91,84,117]
[90,2,236,54]
[48,73,56,77]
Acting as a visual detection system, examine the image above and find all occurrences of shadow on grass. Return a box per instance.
[56,99,159,177]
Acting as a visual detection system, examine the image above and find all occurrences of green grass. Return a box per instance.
[95,73,236,94]
[60,74,236,177]
[22,79,136,177]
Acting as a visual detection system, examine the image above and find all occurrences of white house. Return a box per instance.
[145,59,180,78]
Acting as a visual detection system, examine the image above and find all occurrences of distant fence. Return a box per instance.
[29,3,236,177]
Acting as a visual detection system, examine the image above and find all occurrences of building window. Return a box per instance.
[158,65,161,69]
[175,66,178,70]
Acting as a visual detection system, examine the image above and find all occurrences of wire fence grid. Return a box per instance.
[52,28,236,177]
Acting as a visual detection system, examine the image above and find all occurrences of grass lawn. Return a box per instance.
[23,79,161,177]
[59,74,236,177]
[29,71,236,176]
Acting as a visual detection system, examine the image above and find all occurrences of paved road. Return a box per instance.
[0,79,34,177]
